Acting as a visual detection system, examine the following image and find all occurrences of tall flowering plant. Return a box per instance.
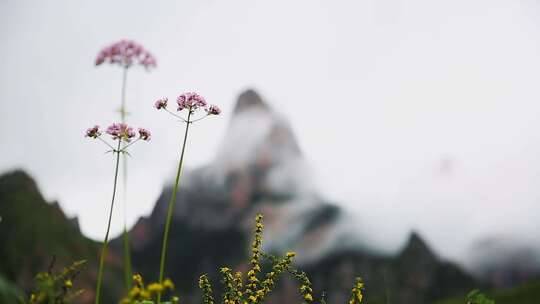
[85,123,151,304]
[153,92,221,303]
[95,39,157,289]
[95,39,157,119]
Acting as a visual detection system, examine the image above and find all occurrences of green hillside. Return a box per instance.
[0,170,123,303]
[435,280,540,304]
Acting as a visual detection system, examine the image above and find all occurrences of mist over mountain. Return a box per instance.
[465,235,540,288]
[115,89,478,303]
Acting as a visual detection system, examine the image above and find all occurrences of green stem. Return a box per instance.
[95,139,122,304]
[120,66,128,121]
[157,111,193,303]
[122,227,133,289]
[119,66,133,290]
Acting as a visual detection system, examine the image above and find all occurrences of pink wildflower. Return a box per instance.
[154,97,168,110]
[95,39,157,70]
[138,128,151,141]
[176,92,207,111]
[85,125,101,138]
[206,105,221,115]
[106,123,135,142]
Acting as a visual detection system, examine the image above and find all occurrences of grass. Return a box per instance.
[435,280,540,304]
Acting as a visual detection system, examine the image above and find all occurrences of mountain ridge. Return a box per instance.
[0,170,124,303]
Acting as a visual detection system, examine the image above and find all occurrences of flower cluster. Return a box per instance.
[220,267,244,304]
[119,274,178,304]
[245,214,264,303]
[138,128,151,141]
[28,260,86,304]
[85,123,151,143]
[106,123,136,142]
[85,123,151,157]
[257,251,296,302]
[154,97,168,110]
[85,125,101,138]
[348,278,364,304]
[289,269,314,304]
[95,39,156,69]
[197,215,308,304]
[154,92,221,117]
[194,215,368,304]
[177,92,207,111]
[206,104,222,115]
[199,274,215,304]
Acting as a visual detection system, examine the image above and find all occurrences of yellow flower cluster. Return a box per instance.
[28,260,86,304]
[245,214,264,303]
[256,251,296,302]
[29,277,82,304]
[194,215,366,304]
[199,274,215,304]
[198,215,300,304]
[348,277,364,304]
[119,274,178,304]
[289,269,314,304]
[220,267,247,304]
[233,271,244,294]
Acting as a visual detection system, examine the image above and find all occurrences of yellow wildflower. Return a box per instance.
[132,274,143,286]
[163,278,175,290]
[148,283,164,293]
[129,286,141,297]
[140,290,151,299]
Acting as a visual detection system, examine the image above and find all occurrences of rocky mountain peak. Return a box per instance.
[217,89,302,168]
[399,231,437,263]
[232,89,269,115]
[0,170,40,197]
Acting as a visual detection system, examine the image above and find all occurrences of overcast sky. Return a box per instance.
[2,0,540,262]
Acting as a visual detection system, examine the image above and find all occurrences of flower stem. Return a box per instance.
[120,66,128,120]
[95,139,122,304]
[157,111,193,303]
[164,108,188,122]
[120,66,133,290]
[122,227,132,288]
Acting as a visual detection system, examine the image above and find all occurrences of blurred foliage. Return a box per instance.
[0,273,23,303]
[436,281,540,304]
[25,260,86,304]
[119,274,178,304]
[465,290,494,304]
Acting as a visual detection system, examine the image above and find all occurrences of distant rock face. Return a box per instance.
[467,236,540,288]
[232,89,270,114]
[124,89,477,303]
